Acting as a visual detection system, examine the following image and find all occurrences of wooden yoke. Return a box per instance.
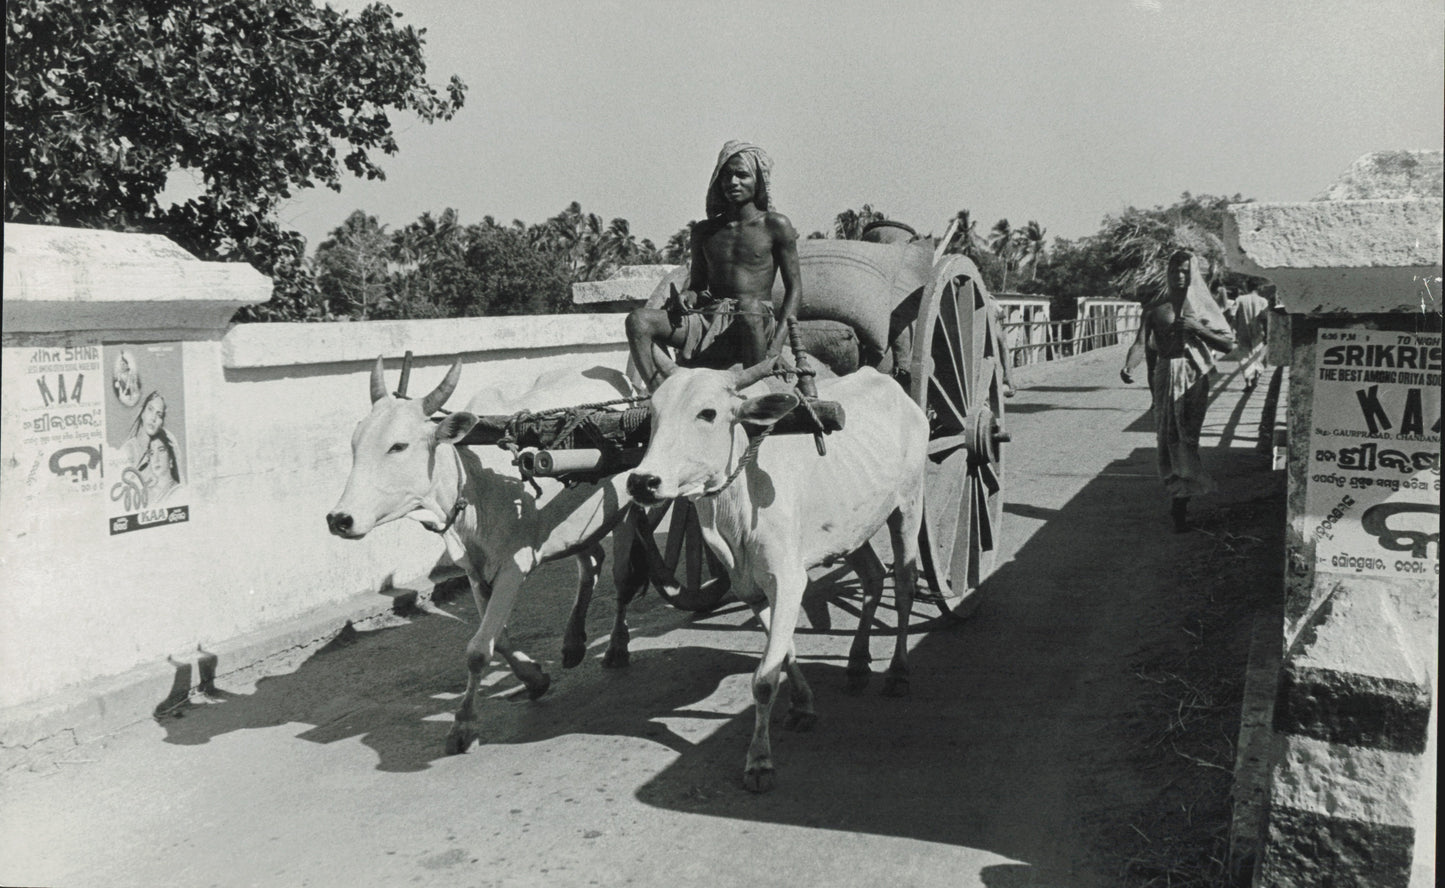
[450,401,845,450]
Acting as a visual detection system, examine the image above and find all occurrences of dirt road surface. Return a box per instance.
[0,345,1283,888]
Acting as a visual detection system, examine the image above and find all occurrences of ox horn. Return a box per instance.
[731,355,778,391]
[370,356,389,403]
[420,359,462,415]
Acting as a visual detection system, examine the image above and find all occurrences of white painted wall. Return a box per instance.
[1,224,630,710]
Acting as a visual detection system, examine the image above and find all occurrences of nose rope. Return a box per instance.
[699,423,774,498]
[421,446,469,535]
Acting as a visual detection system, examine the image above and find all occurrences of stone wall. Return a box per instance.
[0,224,631,736]
[1224,152,1441,888]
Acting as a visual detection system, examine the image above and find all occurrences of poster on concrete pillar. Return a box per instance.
[102,342,191,534]
[1306,328,1441,579]
[0,342,108,502]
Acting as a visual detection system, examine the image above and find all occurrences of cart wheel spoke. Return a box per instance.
[633,500,730,613]
[972,473,994,554]
[928,376,970,433]
[938,280,973,410]
[907,254,1006,619]
[976,460,1000,496]
[684,505,704,592]
[927,433,969,457]
[663,500,688,571]
[646,500,673,532]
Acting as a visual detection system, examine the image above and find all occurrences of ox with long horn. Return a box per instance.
[368,355,461,415]
[329,356,649,758]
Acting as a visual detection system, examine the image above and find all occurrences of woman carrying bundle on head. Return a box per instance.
[1121,250,1236,532]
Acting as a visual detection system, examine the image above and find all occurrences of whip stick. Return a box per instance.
[786,318,827,456]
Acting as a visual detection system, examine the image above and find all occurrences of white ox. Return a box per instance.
[626,358,929,792]
[327,359,644,754]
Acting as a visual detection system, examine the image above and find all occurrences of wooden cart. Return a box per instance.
[625,235,1010,618]
[399,234,1009,618]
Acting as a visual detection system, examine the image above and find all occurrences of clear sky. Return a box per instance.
[274,0,1445,252]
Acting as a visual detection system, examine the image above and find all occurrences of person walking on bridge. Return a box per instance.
[1231,285,1271,389]
[1120,250,1236,532]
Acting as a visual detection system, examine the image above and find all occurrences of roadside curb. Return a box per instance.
[0,579,441,773]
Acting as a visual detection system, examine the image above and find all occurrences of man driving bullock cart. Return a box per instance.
[329,141,1013,791]
[626,140,802,391]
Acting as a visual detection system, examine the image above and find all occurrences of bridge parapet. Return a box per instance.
[1224,151,1441,888]
[1,223,630,761]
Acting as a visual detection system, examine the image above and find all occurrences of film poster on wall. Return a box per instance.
[1,343,108,517]
[1306,328,1441,579]
[102,342,191,534]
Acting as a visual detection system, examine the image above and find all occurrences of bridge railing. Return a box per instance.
[1000,301,1141,368]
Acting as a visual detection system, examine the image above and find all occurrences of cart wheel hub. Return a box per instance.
[964,406,1005,466]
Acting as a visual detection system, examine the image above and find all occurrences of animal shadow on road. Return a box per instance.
[154,440,1275,887]
[153,579,774,774]
[626,444,1278,887]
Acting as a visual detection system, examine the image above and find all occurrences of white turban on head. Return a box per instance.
[706,140,773,218]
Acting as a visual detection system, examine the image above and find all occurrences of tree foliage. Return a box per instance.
[305,200,672,320]
[1097,192,1252,299]
[832,204,888,240]
[5,0,466,320]
[314,211,391,319]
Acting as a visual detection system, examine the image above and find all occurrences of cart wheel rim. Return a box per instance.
[634,500,732,612]
[908,255,1006,616]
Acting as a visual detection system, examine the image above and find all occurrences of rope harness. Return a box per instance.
[698,419,776,498]
[422,366,808,503]
[496,395,653,494]
[420,445,470,535]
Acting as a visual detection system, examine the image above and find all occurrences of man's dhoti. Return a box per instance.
[670,293,776,364]
[1152,356,1215,498]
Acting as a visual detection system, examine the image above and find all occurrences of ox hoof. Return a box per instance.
[784,709,818,733]
[601,647,630,669]
[743,765,776,794]
[561,646,585,669]
[882,672,911,698]
[524,673,552,700]
[444,725,477,755]
[845,667,871,695]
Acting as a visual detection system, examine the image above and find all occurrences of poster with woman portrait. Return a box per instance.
[102,342,191,534]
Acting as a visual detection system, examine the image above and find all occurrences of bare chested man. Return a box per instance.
[626,141,801,391]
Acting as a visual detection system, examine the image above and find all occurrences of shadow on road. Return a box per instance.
[154,431,1278,886]
[623,442,1279,885]
[155,585,766,774]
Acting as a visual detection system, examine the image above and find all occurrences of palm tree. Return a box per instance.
[833,204,887,239]
[600,217,639,272]
[988,218,1016,291]
[389,208,465,316]
[662,224,692,264]
[543,202,607,280]
[1019,220,1047,280]
[944,209,984,261]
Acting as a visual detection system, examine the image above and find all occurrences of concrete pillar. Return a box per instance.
[1224,151,1442,888]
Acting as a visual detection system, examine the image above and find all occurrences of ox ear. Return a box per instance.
[434,411,480,445]
[737,392,799,427]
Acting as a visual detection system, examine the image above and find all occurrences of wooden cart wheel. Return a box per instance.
[615,268,734,614]
[628,501,732,612]
[907,254,1008,618]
